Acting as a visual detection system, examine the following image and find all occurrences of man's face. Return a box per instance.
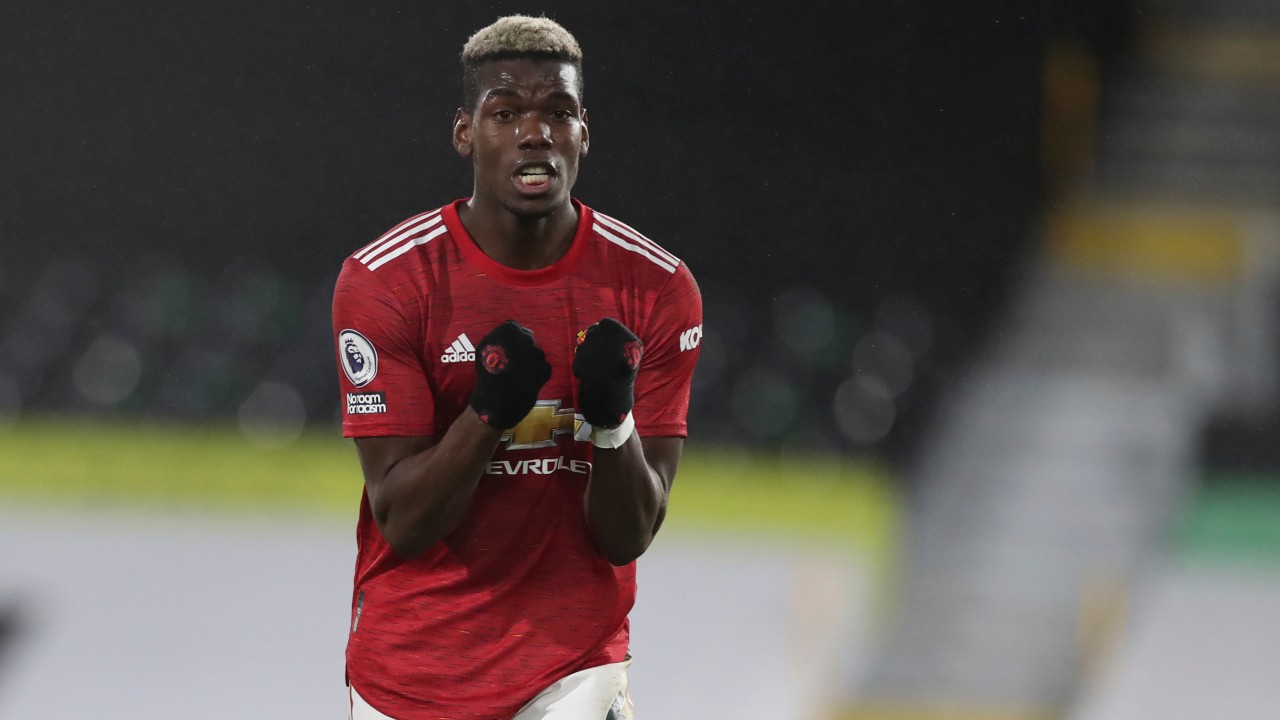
[454,59,588,219]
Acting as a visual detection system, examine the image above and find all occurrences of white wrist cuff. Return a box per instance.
[581,411,635,449]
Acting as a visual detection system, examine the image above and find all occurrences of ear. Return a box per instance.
[453,108,473,158]
[579,107,589,157]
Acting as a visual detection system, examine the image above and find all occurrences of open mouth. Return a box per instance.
[516,164,554,188]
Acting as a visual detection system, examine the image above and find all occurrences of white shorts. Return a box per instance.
[349,660,635,720]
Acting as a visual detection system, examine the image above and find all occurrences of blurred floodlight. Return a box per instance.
[72,335,142,405]
[773,286,836,358]
[833,374,896,444]
[237,380,306,447]
[730,365,800,440]
[852,331,915,397]
[874,293,935,358]
[0,375,19,431]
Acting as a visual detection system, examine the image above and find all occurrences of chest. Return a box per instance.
[423,279,640,406]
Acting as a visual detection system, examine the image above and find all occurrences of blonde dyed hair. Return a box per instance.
[461,15,584,111]
[462,15,582,63]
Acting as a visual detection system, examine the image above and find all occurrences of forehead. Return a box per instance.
[475,58,582,102]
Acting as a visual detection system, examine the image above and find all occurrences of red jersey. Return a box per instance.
[330,199,702,719]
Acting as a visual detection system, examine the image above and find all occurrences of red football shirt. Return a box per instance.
[331,199,702,719]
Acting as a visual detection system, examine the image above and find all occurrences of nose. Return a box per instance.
[516,113,552,149]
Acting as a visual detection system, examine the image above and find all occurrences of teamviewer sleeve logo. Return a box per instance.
[338,329,378,387]
[679,324,702,352]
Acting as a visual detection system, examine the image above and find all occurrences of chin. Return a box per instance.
[505,194,567,220]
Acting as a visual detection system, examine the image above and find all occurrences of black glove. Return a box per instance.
[572,318,643,428]
[469,320,552,429]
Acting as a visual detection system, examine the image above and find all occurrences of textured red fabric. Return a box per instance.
[331,199,702,719]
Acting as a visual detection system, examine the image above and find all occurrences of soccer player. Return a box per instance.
[330,15,702,720]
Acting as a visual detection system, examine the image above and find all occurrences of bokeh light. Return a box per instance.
[852,331,915,397]
[72,335,143,406]
[833,374,896,445]
[237,380,307,448]
[773,286,837,359]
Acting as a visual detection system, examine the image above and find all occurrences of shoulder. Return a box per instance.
[587,208,685,277]
[334,205,454,318]
[345,205,452,274]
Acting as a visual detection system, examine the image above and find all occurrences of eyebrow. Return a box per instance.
[483,88,521,101]
[545,89,579,103]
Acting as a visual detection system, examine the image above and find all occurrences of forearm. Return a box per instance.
[584,433,669,566]
[572,318,686,565]
[370,409,503,557]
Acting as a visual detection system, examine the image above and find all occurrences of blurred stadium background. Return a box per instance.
[2,0,1280,718]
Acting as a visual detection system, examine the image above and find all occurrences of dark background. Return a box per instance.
[0,1,1134,464]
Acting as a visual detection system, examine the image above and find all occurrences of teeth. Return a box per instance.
[519,173,549,185]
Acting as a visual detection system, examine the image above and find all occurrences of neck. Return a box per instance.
[458,197,578,270]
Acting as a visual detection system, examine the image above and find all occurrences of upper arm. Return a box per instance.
[354,435,436,522]
[332,261,437,438]
[355,435,437,484]
[632,264,703,438]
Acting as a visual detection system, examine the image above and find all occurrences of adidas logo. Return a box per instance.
[440,333,476,363]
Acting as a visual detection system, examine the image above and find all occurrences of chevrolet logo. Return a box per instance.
[503,400,585,449]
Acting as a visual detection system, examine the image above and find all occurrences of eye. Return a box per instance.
[552,109,577,121]
[493,109,516,121]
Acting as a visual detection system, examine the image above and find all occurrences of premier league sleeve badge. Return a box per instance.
[338,329,378,388]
